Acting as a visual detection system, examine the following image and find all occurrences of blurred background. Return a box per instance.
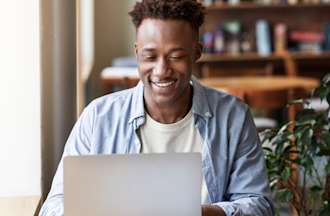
[0,0,329,215]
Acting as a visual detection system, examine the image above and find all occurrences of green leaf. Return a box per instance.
[282,144,293,155]
[269,178,279,190]
[277,189,293,202]
[278,122,293,134]
[294,126,307,138]
[301,156,314,167]
[322,133,330,146]
[322,73,330,84]
[325,163,330,174]
[309,185,322,207]
[310,185,322,192]
[320,200,330,216]
[281,167,291,181]
[316,85,330,101]
[287,99,305,106]
[298,128,313,146]
[318,147,330,156]
[327,94,330,107]
[296,109,316,122]
[262,147,273,153]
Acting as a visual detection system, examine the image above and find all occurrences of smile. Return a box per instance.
[151,80,175,88]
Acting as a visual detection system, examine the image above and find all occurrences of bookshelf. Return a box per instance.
[206,3,330,10]
[199,1,330,78]
[200,52,330,62]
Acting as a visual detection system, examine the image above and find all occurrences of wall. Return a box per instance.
[40,0,76,198]
[0,0,41,196]
[41,0,134,198]
[88,0,136,100]
[40,0,136,198]
[0,0,135,198]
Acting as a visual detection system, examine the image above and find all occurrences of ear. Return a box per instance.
[194,42,203,62]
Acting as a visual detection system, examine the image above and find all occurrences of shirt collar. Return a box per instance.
[129,81,145,123]
[128,77,213,124]
[191,77,213,119]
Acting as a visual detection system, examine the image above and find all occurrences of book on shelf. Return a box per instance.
[286,0,299,5]
[223,21,241,55]
[228,0,240,5]
[274,23,288,53]
[214,27,225,53]
[324,23,330,51]
[201,20,330,56]
[202,32,214,53]
[302,0,321,4]
[256,20,272,56]
[214,0,226,4]
[289,31,324,53]
[290,31,324,42]
[241,31,255,53]
[202,0,214,6]
[201,21,245,55]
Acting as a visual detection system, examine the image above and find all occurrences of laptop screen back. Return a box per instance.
[64,153,202,216]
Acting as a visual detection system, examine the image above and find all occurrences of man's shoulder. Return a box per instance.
[198,83,248,114]
[87,87,136,116]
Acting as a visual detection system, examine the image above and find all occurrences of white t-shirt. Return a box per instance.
[138,109,209,204]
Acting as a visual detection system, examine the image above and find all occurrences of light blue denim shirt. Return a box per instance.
[39,78,274,216]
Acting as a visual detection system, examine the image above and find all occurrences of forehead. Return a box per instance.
[136,19,195,49]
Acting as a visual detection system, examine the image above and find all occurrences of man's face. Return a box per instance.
[135,19,201,107]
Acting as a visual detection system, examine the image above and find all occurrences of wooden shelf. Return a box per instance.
[201,2,330,78]
[206,3,330,11]
[199,53,282,62]
[199,52,330,63]
[290,52,330,60]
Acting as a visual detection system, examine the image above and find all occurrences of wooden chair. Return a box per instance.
[200,76,319,125]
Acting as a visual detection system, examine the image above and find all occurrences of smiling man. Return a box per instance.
[136,18,196,124]
[39,0,274,216]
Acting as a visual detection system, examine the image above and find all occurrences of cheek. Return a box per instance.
[172,61,192,77]
[138,63,153,78]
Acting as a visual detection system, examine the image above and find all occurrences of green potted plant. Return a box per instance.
[261,74,330,216]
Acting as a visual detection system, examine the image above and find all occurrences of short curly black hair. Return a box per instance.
[129,0,205,32]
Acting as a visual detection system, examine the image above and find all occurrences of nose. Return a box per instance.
[153,57,170,77]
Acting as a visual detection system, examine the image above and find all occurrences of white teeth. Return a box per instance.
[152,81,175,87]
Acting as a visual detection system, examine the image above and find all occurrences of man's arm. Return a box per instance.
[214,109,274,216]
[39,103,95,216]
[38,162,65,216]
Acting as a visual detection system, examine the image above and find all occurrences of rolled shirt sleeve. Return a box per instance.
[39,103,95,216]
[214,109,274,216]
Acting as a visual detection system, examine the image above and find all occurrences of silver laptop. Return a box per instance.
[64,153,202,216]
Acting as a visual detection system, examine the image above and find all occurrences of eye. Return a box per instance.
[142,55,156,61]
[169,55,184,61]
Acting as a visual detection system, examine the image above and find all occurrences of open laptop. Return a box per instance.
[64,153,202,216]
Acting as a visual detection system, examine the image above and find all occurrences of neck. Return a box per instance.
[144,86,192,124]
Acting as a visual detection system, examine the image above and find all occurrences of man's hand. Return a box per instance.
[202,204,226,216]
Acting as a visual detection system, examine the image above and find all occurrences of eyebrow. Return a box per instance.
[141,48,156,53]
[169,48,187,52]
[141,47,187,53]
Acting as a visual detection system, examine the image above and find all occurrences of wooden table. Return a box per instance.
[101,67,139,93]
[0,196,41,216]
[200,76,319,120]
[200,76,318,92]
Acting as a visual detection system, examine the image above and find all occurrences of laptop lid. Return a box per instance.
[64,153,202,216]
